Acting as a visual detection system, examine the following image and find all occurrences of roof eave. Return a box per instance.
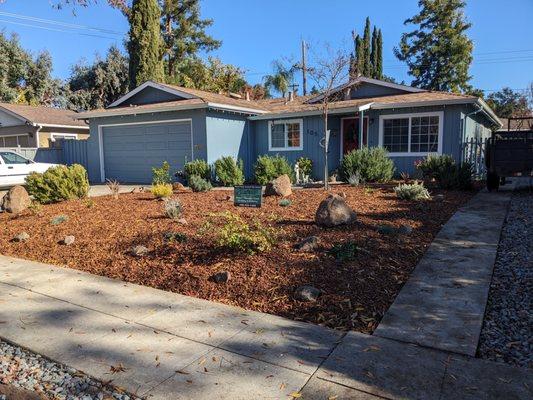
[248,103,374,120]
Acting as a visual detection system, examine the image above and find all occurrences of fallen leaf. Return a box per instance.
[289,392,302,398]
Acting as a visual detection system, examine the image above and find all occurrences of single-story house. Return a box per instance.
[77,77,501,183]
[0,103,89,148]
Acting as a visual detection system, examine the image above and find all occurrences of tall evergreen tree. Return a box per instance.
[128,0,165,89]
[161,0,221,78]
[362,17,372,77]
[395,0,473,92]
[355,35,365,78]
[370,27,378,79]
[375,29,383,79]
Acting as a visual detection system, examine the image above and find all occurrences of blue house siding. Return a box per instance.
[117,86,182,106]
[349,82,411,99]
[86,109,207,183]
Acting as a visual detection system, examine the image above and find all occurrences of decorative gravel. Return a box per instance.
[0,339,139,400]
[478,190,532,368]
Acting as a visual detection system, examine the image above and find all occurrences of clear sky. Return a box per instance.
[0,0,532,95]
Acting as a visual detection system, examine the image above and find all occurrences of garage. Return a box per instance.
[101,120,192,183]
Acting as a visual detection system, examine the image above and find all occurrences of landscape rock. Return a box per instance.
[172,182,186,191]
[176,218,188,225]
[210,271,231,283]
[265,174,292,197]
[294,285,322,302]
[377,224,396,235]
[315,194,357,227]
[131,245,148,257]
[398,224,413,235]
[62,235,75,246]
[12,232,30,242]
[295,236,321,252]
[1,185,31,214]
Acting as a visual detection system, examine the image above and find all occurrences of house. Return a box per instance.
[77,78,501,184]
[0,103,89,148]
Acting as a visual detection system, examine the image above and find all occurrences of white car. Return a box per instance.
[0,150,58,188]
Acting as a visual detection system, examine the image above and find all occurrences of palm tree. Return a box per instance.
[263,60,293,98]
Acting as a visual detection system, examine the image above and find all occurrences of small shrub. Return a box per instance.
[188,175,212,192]
[363,187,375,195]
[163,231,187,243]
[348,172,361,187]
[400,172,410,183]
[152,161,172,185]
[51,215,69,226]
[26,164,89,204]
[163,198,182,219]
[184,159,211,181]
[151,184,173,199]
[394,182,431,201]
[296,157,313,177]
[328,241,358,262]
[83,198,95,208]
[279,199,291,207]
[415,155,473,190]
[214,156,245,187]
[27,201,42,216]
[106,179,120,199]
[340,148,395,183]
[204,212,277,254]
[254,155,294,185]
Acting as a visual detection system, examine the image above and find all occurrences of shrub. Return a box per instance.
[163,231,187,243]
[26,164,89,204]
[340,148,395,183]
[151,184,173,199]
[152,161,172,185]
[394,182,431,201]
[184,159,211,181]
[163,198,182,219]
[106,179,120,199]
[28,201,42,216]
[328,241,358,262]
[279,199,291,207]
[296,157,313,177]
[348,172,361,187]
[188,175,212,192]
[204,212,277,254]
[214,156,245,187]
[416,155,473,190]
[51,215,69,226]
[254,155,294,185]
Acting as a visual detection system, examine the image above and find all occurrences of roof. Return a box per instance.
[0,103,88,128]
[497,116,533,131]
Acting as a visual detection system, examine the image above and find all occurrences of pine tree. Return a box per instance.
[161,0,221,78]
[395,0,473,92]
[376,29,383,80]
[128,0,164,89]
[362,17,372,77]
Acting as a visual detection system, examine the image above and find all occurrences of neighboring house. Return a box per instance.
[497,115,533,132]
[77,78,501,184]
[0,103,89,148]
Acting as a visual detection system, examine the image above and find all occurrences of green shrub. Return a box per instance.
[416,155,473,190]
[26,164,89,204]
[151,184,173,199]
[188,175,212,192]
[328,241,358,262]
[279,199,291,207]
[163,231,187,243]
[163,198,182,219]
[51,215,69,226]
[184,159,211,181]
[152,161,172,185]
[296,157,313,177]
[254,155,294,185]
[204,212,277,254]
[214,156,245,187]
[340,148,395,183]
[394,182,431,201]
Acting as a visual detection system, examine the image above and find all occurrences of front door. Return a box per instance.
[342,117,368,155]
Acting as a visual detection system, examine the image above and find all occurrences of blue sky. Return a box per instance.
[0,0,532,95]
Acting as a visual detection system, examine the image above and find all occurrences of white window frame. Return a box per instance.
[50,132,79,142]
[378,111,444,157]
[268,118,304,151]
[0,134,30,147]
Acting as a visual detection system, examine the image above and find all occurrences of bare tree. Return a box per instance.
[308,44,350,190]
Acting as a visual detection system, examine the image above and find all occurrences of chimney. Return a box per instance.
[288,91,294,102]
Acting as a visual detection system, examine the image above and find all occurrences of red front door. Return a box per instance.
[342,118,368,155]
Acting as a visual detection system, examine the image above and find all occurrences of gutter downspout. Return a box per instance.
[461,105,482,163]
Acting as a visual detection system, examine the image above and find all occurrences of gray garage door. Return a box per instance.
[102,121,192,183]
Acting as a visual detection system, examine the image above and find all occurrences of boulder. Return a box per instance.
[1,185,31,214]
[294,285,321,302]
[265,174,292,197]
[295,236,321,252]
[315,194,357,227]
[62,235,75,246]
[12,232,30,242]
[172,182,186,191]
[131,245,148,257]
[210,271,231,283]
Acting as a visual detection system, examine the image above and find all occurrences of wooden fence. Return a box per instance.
[462,137,486,179]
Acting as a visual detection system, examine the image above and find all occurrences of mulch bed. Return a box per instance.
[0,184,476,333]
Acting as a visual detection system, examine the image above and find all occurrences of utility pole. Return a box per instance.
[301,40,308,95]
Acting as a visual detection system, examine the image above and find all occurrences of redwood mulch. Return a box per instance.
[0,184,476,333]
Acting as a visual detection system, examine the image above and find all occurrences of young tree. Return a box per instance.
[161,0,221,78]
[309,45,350,189]
[263,60,294,98]
[395,0,473,92]
[128,0,165,88]
[486,88,531,118]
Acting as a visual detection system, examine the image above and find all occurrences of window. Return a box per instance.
[0,135,30,147]
[268,119,303,151]
[380,112,443,156]
[0,151,31,165]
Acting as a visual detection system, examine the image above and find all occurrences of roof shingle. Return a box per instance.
[0,103,88,127]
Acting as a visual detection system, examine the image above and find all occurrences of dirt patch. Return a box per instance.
[0,184,475,333]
